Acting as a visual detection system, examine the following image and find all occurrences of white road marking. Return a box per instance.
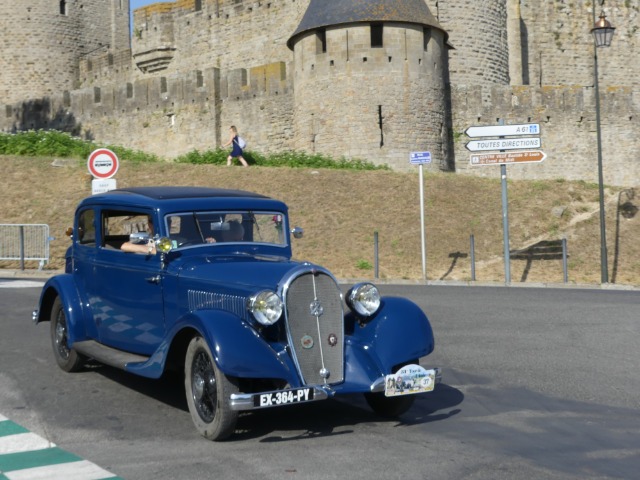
[0,281,45,289]
[5,460,117,480]
[0,432,55,454]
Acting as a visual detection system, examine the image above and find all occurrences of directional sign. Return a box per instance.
[465,137,541,152]
[87,148,119,179]
[410,151,432,165]
[469,150,547,166]
[465,123,540,138]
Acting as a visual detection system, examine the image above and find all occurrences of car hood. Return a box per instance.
[174,253,311,294]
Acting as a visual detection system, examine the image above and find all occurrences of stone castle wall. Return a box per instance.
[1,0,638,186]
[451,85,639,186]
[0,0,130,105]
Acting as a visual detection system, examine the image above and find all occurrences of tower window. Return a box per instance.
[371,23,383,48]
[423,27,431,51]
[316,29,327,54]
[59,0,67,15]
[195,0,202,11]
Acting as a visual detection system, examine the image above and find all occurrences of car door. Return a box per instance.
[84,209,166,356]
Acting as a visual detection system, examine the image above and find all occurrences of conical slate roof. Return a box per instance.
[288,0,446,49]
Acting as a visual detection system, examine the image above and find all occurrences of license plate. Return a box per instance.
[253,388,314,408]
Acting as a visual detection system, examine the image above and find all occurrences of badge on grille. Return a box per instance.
[328,333,338,347]
[301,335,314,349]
[309,299,324,317]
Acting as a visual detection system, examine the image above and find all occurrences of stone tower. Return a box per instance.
[433,0,509,87]
[0,0,130,105]
[288,0,451,171]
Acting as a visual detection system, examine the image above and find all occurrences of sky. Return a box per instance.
[129,0,173,31]
[130,0,170,11]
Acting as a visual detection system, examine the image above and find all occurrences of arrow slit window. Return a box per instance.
[423,28,431,51]
[371,24,383,48]
[59,0,67,16]
[316,28,327,54]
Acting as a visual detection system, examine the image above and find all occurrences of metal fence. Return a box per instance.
[0,224,51,270]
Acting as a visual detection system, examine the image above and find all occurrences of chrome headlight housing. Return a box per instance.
[346,283,381,317]
[248,290,283,326]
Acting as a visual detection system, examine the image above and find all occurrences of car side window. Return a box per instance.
[77,209,96,246]
[101,211,152,251]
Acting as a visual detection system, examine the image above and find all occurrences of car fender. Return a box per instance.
[35,274,89,345]
[349,296,434,373]
[138,310,300,384]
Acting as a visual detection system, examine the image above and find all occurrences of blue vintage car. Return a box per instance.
[33,186,441,440]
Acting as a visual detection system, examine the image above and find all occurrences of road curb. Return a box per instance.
[3,269,638,291]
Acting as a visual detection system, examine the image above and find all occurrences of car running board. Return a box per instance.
[73,340,150,370]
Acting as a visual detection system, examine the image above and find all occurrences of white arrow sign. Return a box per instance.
[466,137,542,152]
[465,123,540,138]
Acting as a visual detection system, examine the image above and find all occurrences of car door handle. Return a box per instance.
[146,275,161,284]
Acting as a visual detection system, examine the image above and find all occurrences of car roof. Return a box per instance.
[105,186,270,200]
[77,186,286,213]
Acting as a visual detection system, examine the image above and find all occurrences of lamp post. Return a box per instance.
[590,2,615,284]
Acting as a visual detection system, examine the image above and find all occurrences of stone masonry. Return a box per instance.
[0,0,638,186]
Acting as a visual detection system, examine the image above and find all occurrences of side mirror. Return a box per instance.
[129,232,151,244]
[291,227,304,239]
[65,227,73,238]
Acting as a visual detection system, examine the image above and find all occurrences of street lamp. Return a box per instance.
[590,3,615,284]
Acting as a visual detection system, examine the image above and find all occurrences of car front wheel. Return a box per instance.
[364,362,419,417]
[184,336,239,441]
[50,297,85,372]
[364,391,415,418]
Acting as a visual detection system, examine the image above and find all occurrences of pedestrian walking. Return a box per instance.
[223,125,249,167]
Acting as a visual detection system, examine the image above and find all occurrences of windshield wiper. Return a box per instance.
[249,211,263,242]
[193,213,205,243]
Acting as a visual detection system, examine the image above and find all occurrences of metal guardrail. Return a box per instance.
[0,224,52,270]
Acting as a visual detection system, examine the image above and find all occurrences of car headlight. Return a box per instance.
[346,283,381,317]
[248,290,283,326]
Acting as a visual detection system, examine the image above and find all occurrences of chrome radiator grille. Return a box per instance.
[283,270,344,385]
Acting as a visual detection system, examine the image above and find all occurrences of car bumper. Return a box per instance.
[228,367,442,411]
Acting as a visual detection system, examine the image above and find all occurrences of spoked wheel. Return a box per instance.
[50,297,85,372]
[185,336,239,441]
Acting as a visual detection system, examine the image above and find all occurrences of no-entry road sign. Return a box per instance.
[470,150,547,166]
[87,148,119,179]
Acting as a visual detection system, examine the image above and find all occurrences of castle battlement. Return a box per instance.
[0,0,638,186]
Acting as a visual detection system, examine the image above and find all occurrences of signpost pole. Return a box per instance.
[419,164,427,280]
[410,151,431,282]
[501,163,511,284]
[499,120,511,284]
[466,120,543,285]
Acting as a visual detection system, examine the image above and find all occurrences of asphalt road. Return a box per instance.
[1,280,639,480]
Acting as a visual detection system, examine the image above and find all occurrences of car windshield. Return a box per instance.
[165,211,286,248]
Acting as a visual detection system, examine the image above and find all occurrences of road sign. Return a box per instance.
[465,137,541,152]
[410,151,432,165]
[87,148,119,179]
[470,150,547,166]
[92,178,117,195]
[465,123,540,138]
